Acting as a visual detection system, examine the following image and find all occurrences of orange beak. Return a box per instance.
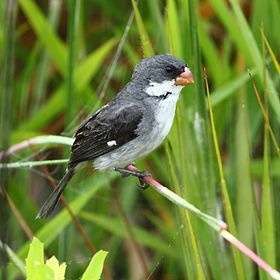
[175,67,194,86]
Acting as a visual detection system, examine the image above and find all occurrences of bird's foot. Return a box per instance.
[114,167,150,189]
[137,177,149,189]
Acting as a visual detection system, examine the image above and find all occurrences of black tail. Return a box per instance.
[36,167,75,219]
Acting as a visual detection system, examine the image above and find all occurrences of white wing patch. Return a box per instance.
[107,140,117,147]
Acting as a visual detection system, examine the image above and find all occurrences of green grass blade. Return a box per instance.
[261,126,276,267]
[164,142,205,279]
[209,0,280,122]
[147,0,167,52]
[16,38,116,134]
[261,30,280,77]
[205,75,246,279]
[80,211,175,257]
[66,0,79,130]
[198,22,225,86]
[210,71,256,107]
[166,0,183,57]
[130,0,154,57]
[0,240,25,276]
[235,86,254,277]
[32,0,62,113]
[18,0,67,74]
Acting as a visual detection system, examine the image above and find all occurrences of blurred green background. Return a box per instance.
[0,0,279,279]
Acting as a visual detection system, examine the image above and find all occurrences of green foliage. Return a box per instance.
[25,237,107,280]
[81,250,108,280]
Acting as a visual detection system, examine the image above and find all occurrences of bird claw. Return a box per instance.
[137,177,149,189]
[114,167,150,189]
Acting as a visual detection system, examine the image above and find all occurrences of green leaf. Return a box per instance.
[26,238,54,280]
[46,256,66,280]
[81,250,108,280]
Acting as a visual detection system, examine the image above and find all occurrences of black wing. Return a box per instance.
[69,102,143,166]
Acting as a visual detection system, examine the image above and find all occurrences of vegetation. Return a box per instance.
[0,0,279,279]
[25,237,107,280]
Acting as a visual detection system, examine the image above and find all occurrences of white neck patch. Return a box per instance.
[145,79,184,97]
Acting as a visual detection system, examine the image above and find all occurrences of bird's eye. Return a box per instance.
[165,65,175,74]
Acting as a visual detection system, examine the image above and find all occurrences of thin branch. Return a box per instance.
[0,135,73,160]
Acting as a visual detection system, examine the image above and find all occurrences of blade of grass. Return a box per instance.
[261,123,276,266]
[198,21,225,86]
[261,29,280,77]
[66,0,79,131]
[248,73,280,157]
[147,0,167,52]
[33,0,62,113]
[165,1,207,277]
[251,159,280,178]
[235,59,254,277]
[204,71,246,279]
[130,0,154,57]
[0,240,25,277]
[0,159,68,169]
[260,40,276,267]
[188,1,225,278]
[19,0,66,74]
[210,70,256,107]
[0,1,17,279]
[15,38,116,134]
[166,0,183,57]
[80,211,175,257]
[251,178,268,280]
[165,142,205,279]
[209,0,280,122]
[0,135,73,160]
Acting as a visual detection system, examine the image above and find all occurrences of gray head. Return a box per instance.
[131,54,193,85]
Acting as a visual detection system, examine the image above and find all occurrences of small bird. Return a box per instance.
[37,54,194,219]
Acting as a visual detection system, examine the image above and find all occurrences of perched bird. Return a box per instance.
[37,54,194,219]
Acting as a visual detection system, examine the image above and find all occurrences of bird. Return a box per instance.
[37,54,194,219]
